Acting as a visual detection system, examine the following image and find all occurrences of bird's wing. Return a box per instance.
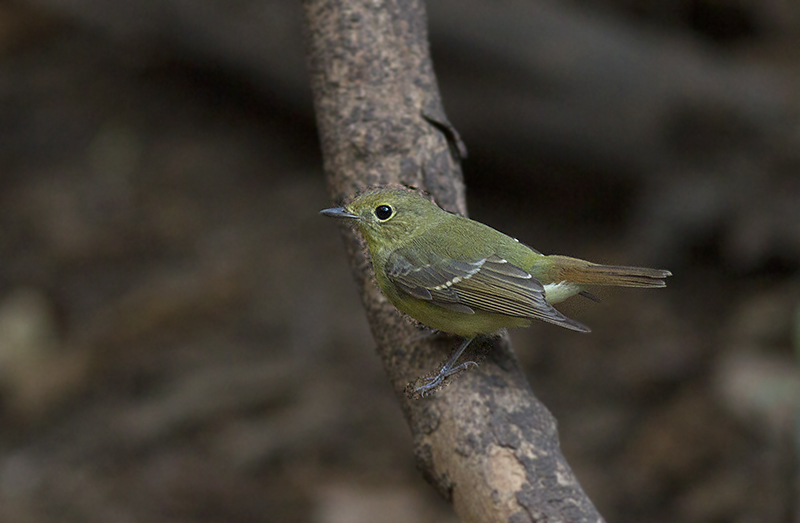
[385,249,589,332]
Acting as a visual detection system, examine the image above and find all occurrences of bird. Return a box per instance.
[321,187,671,395]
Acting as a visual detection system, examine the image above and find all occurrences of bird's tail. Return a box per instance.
[548,255,671,288]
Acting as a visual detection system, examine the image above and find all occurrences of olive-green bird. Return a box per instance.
[321,187,671,395]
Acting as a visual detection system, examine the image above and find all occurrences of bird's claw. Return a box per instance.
[412,360,479,397]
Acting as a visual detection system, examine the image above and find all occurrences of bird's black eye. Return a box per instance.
[374,204,393,221]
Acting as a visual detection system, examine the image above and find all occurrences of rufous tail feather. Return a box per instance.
[549,255,671,288]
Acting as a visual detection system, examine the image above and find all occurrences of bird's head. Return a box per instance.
[320,188,439,250]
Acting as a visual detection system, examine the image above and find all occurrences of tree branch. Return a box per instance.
[303,1,605,521]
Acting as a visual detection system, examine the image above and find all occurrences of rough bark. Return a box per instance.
[303,1,605,522]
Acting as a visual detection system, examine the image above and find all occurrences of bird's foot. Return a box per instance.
[411,360,479,397]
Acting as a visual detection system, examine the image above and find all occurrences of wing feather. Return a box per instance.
[385,250,589,332]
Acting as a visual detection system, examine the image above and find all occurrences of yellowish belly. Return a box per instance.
[391,294,531,337]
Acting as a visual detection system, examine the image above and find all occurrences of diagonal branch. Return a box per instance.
[302,1,605,521]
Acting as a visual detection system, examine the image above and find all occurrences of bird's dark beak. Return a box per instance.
[319,206,360,220]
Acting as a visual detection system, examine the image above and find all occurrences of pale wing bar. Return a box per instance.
[388,254,483,307]
[386,252,590,332]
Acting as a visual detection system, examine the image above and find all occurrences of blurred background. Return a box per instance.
[0,0,798,522]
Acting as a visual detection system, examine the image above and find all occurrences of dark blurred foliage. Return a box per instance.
[0,0,798,522]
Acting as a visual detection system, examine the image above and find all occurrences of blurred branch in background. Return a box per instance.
[0,0,798,522]
[19,0,800,271]
[18,0,797,167]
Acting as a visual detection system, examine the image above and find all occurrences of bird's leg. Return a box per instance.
[414,336,477,395]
